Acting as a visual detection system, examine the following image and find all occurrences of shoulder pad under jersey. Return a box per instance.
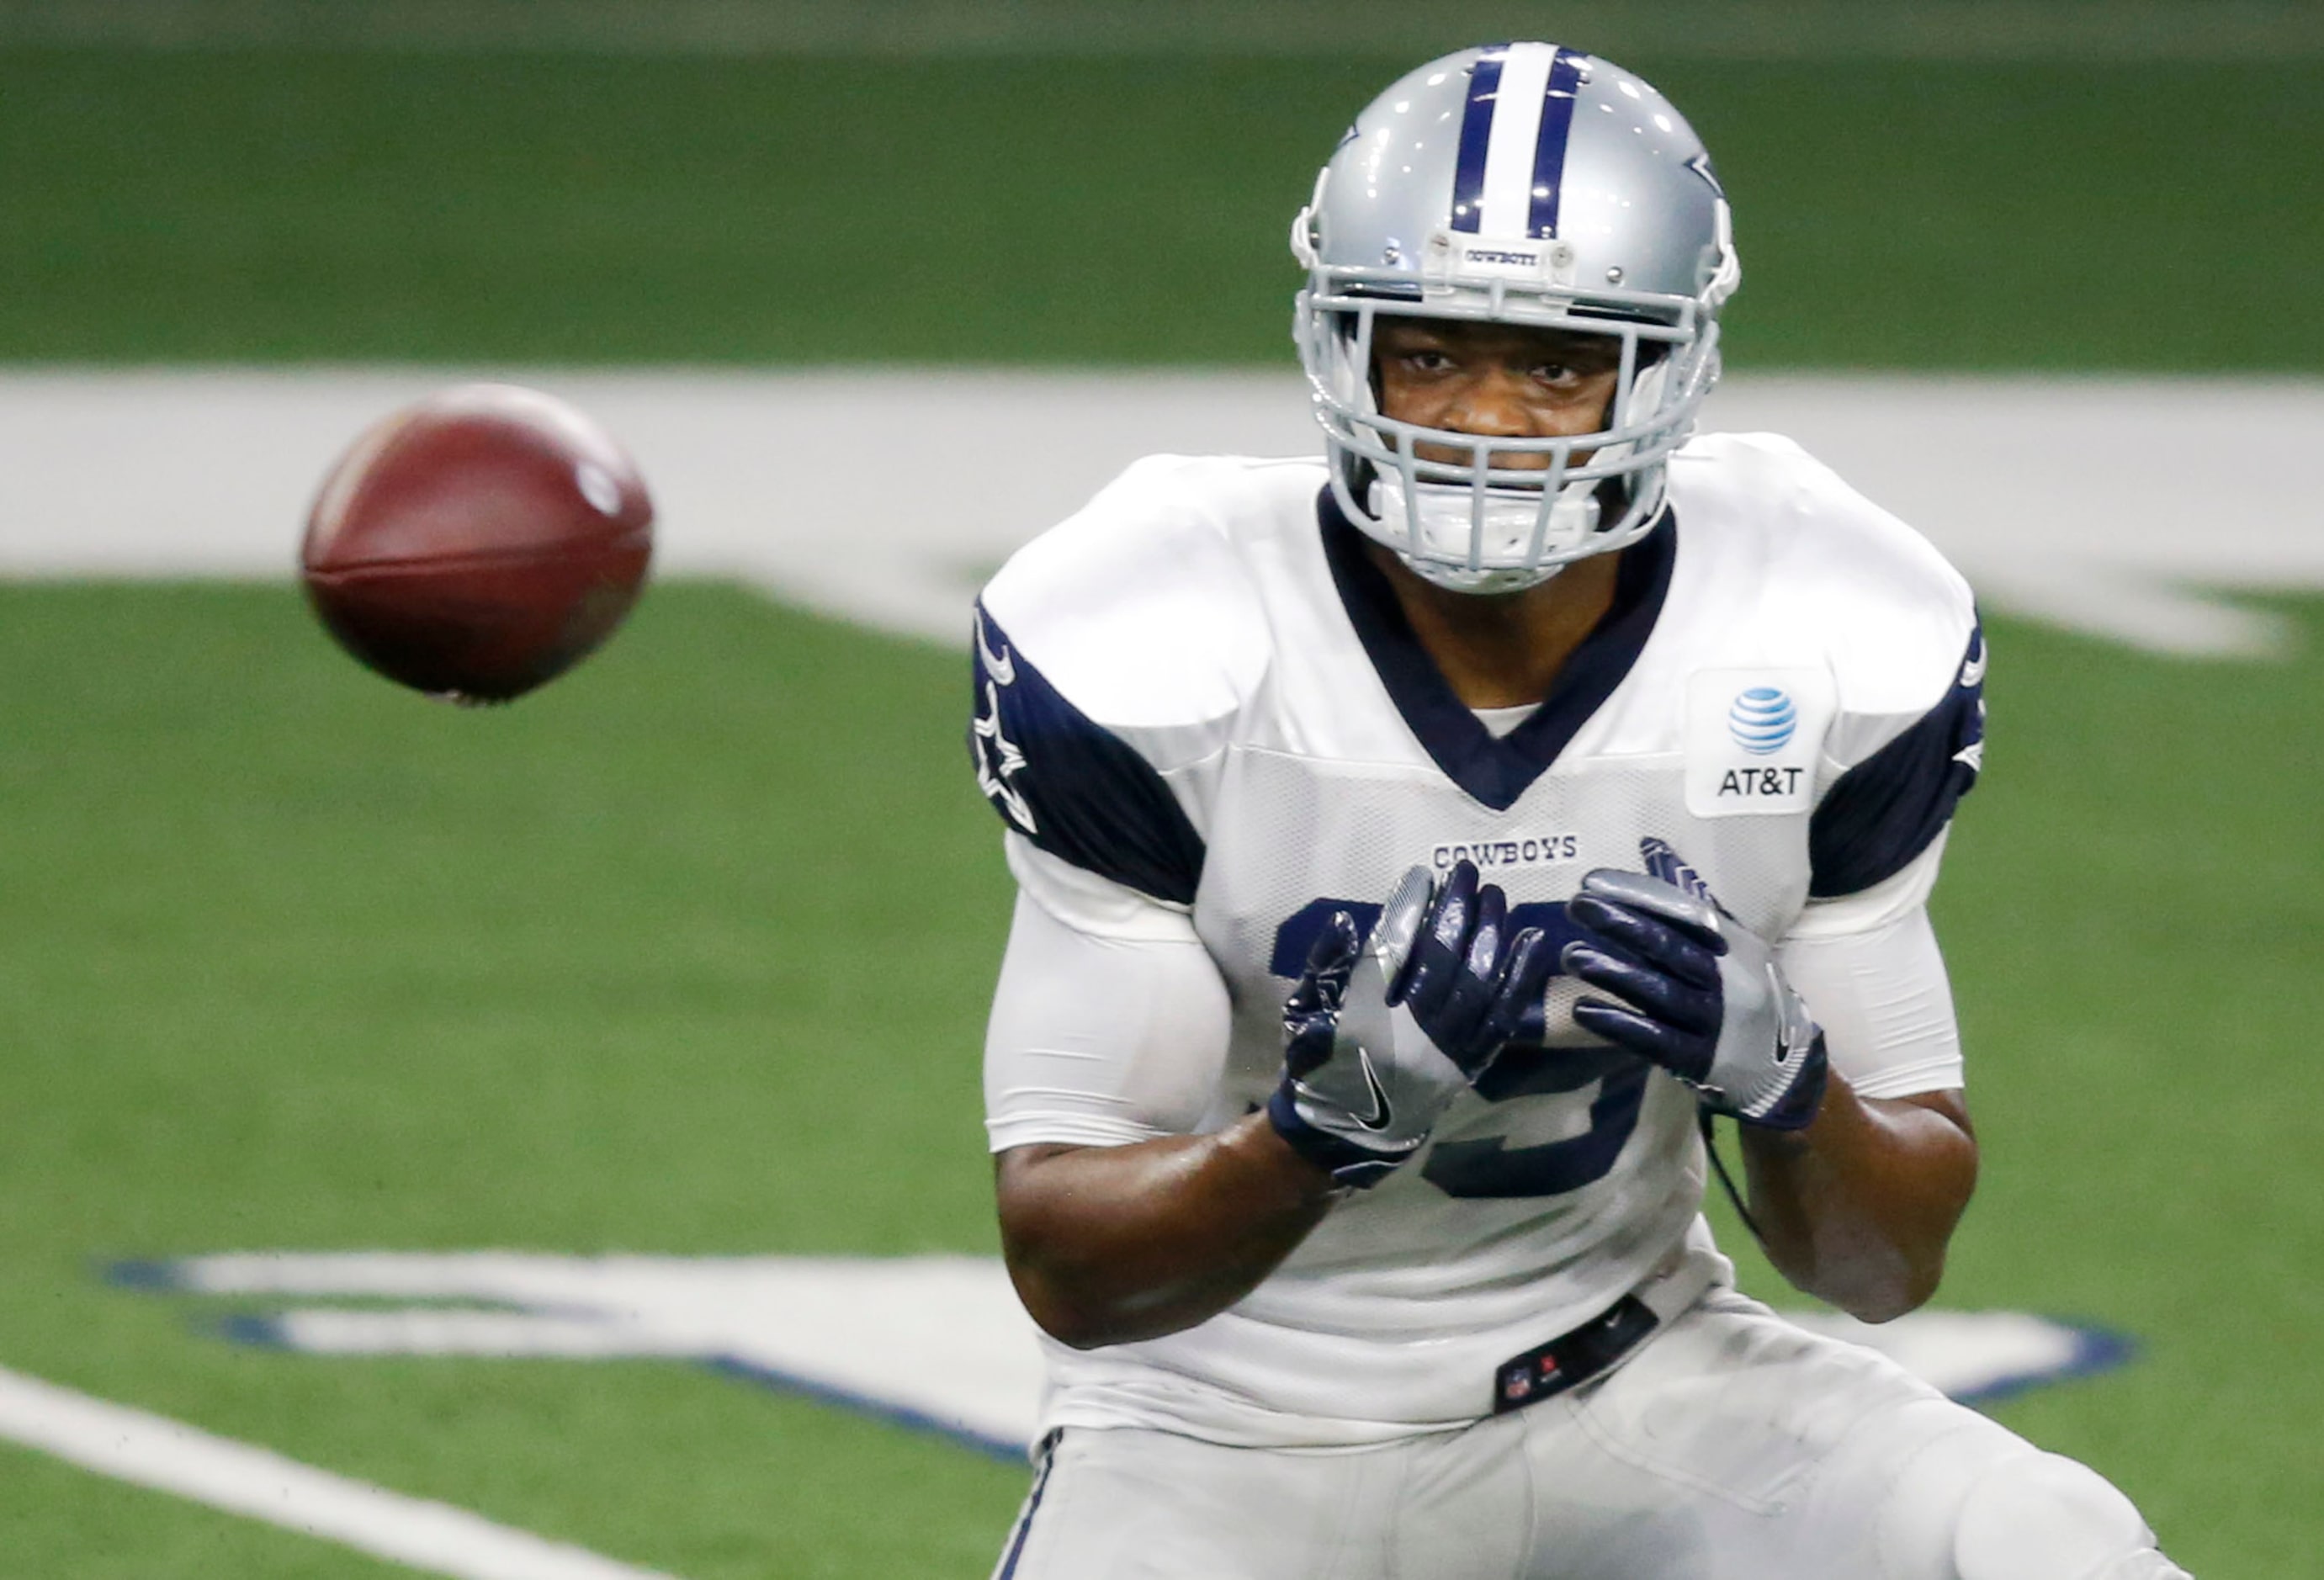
[1675,433,1986,897]
[968,455,1294,904]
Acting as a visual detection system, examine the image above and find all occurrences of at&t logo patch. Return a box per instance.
[1718,764,1806,800]
[1685,668,1831,819]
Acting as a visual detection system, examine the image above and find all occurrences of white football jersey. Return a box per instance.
[972,433,1985,1448]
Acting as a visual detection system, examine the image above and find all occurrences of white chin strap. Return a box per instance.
[1366,473,1601,594]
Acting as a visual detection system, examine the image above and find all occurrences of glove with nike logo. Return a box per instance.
[1267,862,1557,1186]
[1560,868,1828,1130]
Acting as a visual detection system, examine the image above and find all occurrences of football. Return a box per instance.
[301,384,655,702]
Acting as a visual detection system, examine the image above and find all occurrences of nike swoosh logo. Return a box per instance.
[1354,1050,1395,1132]
[974,609,1016,687]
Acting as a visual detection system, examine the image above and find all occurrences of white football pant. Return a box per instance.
[993,1291,2187,1579]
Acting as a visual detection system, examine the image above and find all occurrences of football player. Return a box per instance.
[969,42,2186,1578]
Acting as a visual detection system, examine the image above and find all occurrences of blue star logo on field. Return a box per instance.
[108,1253,2132,1465]
[1727,687,1798,756]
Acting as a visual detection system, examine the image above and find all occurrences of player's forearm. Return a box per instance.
[995,1116,1340,1349]
[1738,1081,1977,1323]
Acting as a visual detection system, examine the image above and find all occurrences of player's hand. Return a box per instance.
[1560,869,1828,1130]
[1385,859,1557,1074]
[1267,862,1554,1186]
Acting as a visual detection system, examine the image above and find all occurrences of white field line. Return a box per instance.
[4,368,2320,657]
[0,1365,682,1580]
[1,0,2321,61]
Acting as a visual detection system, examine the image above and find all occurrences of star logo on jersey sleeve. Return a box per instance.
[969,609,1038,834]
[1959,629,1987,688]
[972,680,1038,835]
[1954,687,1987,776]
[973,607,1017,687]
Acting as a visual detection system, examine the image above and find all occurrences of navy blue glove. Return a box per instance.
[1560,868,1828,1130]
[1388,859,1558,1076]
[1269,862,1555,1186]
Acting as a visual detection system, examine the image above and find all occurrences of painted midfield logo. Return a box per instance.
[113,1252,2136,1461]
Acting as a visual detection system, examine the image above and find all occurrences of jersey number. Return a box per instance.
[1271,898,1646,1200]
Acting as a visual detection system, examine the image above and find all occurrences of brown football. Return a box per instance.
[301,384,655,702]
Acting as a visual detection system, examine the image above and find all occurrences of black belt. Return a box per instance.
[1492,1293,1659,1413]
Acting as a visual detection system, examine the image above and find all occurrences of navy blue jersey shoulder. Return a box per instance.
[1807,624,1987,899]
[967,602,1207,905]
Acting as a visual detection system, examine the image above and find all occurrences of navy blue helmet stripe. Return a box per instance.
[1449,45,1508,235]
[1526,48,1589,239]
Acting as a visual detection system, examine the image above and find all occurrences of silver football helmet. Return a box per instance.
[1292,43,1741,592]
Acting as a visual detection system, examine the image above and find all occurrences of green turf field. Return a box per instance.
[2,40,2319,1578]
[4,49,2322,369]
[3,584,2320,1575]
